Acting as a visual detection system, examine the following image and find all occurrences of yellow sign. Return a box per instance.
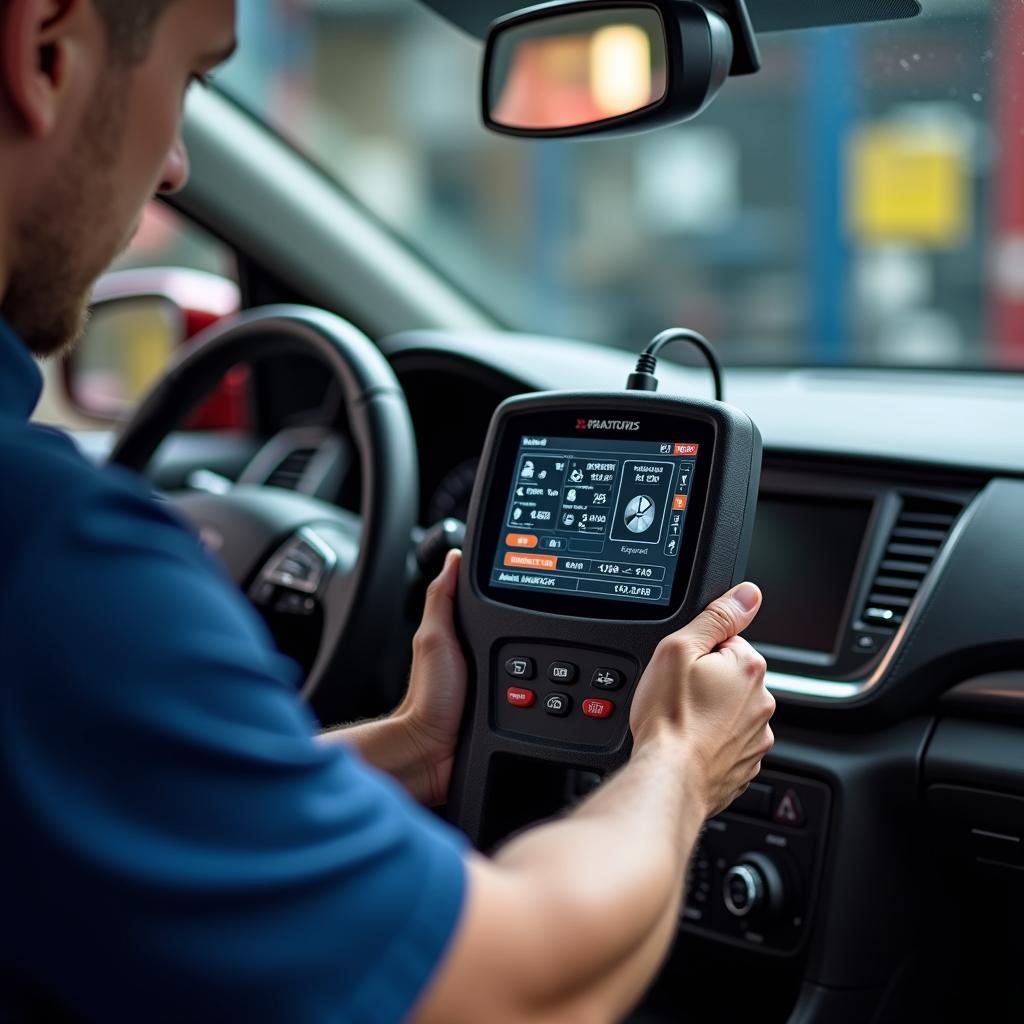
[848,123,969,248]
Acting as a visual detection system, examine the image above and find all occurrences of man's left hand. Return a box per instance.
[394,549,467,805]
[322,549,467,806]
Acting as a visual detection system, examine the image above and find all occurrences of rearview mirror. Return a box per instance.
[483,0,760,138]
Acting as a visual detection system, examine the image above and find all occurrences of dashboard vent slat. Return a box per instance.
[899,511,959,528]
[879,559,930,576]
[886,541,942,559]
[868,593,913,609]
[266,448,317,491]
[860,496,963,633]
[891,527,949,543]
[873,575,926,592]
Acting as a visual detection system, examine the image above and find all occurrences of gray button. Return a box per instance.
[544,693,572,717]
[592,668,624,691]
[547,661,578,684]
[505,657,536,680]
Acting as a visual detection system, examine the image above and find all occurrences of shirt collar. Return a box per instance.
[0,317,44,422]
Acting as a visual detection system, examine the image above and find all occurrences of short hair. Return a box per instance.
[91,0,179,63]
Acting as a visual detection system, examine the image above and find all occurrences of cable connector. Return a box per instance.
[625,328,724,402]
[626,352,659,392]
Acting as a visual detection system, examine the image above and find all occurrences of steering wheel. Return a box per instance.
[109,305,419,719]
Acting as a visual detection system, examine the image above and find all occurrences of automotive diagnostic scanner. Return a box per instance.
[447,331,763,845]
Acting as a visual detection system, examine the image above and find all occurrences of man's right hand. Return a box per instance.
[630,581,776,818]
[417,581,777,1024]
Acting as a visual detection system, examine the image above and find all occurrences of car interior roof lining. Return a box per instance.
[421,0,923,40]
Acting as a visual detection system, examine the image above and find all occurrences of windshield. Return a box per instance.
[220,0,1018,370]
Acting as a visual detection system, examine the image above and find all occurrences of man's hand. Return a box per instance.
[394,549,467,805]
[322,549,467,807]
[630,581,775,817]
[416,584,776,1024]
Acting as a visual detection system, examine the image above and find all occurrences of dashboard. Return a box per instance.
[382,328,1024,1021]
[386,330,1011,710]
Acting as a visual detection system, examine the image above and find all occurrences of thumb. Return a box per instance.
[677,582,762,656]
[421,549,461,626]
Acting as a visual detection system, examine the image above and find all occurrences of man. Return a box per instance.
[0,1,775,1020]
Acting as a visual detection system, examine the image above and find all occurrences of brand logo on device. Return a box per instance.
[576,418,641,432]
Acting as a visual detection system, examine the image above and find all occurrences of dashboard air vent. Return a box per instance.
[861,496,962,632]
[266,448,317,491]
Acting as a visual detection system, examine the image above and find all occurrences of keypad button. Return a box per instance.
[582,698,615,719]
[505,657,535,680]
[506,687,536,708]
[591,668,624,691]
[544,693,572,717]
[547,661,578,684]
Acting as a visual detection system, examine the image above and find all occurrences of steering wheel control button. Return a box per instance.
[274,592,317,616]
[773,789,805,828]
[547,661,578,684]
[591,668,624,691]
[506,687,536,709]
[544,693,572,717]
[263,531,334,594]
[505,656,536,680]
[582,698,615,719]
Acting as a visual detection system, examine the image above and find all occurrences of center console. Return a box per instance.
[684,771,830,954]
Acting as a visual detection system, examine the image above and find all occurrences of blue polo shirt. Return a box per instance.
[0,319,466,1022]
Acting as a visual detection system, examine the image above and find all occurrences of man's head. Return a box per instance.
[0,0,236,356]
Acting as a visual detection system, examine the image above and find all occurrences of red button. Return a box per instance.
[507,687,536,708]
[582,698,614,719]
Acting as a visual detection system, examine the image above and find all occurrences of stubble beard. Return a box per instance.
[1,71,131,359]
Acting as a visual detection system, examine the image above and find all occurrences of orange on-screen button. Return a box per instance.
[506,533,539,549]
[673,495,688,511]
[504,552,558,571]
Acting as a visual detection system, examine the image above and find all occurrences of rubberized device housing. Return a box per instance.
[448,392,762,844]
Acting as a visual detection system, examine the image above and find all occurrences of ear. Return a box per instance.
[1,0,93,137]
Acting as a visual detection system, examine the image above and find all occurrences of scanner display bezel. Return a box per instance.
[475,407,717,622]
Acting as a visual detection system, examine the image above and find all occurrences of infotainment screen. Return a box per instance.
[486,433,702,609]
[744,495,874,654]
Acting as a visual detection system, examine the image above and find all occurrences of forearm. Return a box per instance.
[496,732,704,1014]
[417,731,707,1024]
[320,713,439,806]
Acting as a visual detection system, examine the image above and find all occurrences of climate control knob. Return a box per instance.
[722,852,787,918]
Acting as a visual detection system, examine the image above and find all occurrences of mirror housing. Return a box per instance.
[483,0,760,138]
[64,268,241,426]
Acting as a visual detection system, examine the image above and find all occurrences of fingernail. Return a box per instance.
[732,582,760,612]
[444,549,461,571]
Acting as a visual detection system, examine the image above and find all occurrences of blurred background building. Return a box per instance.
[123,0,1024,369]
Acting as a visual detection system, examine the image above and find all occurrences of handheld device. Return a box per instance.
[447,338,762,844]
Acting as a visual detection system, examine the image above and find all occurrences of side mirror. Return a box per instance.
[483,0,760,139]
[68,296,182,421]
[65,268,240,425]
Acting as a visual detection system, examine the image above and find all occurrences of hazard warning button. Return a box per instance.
[773,788,805,828]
